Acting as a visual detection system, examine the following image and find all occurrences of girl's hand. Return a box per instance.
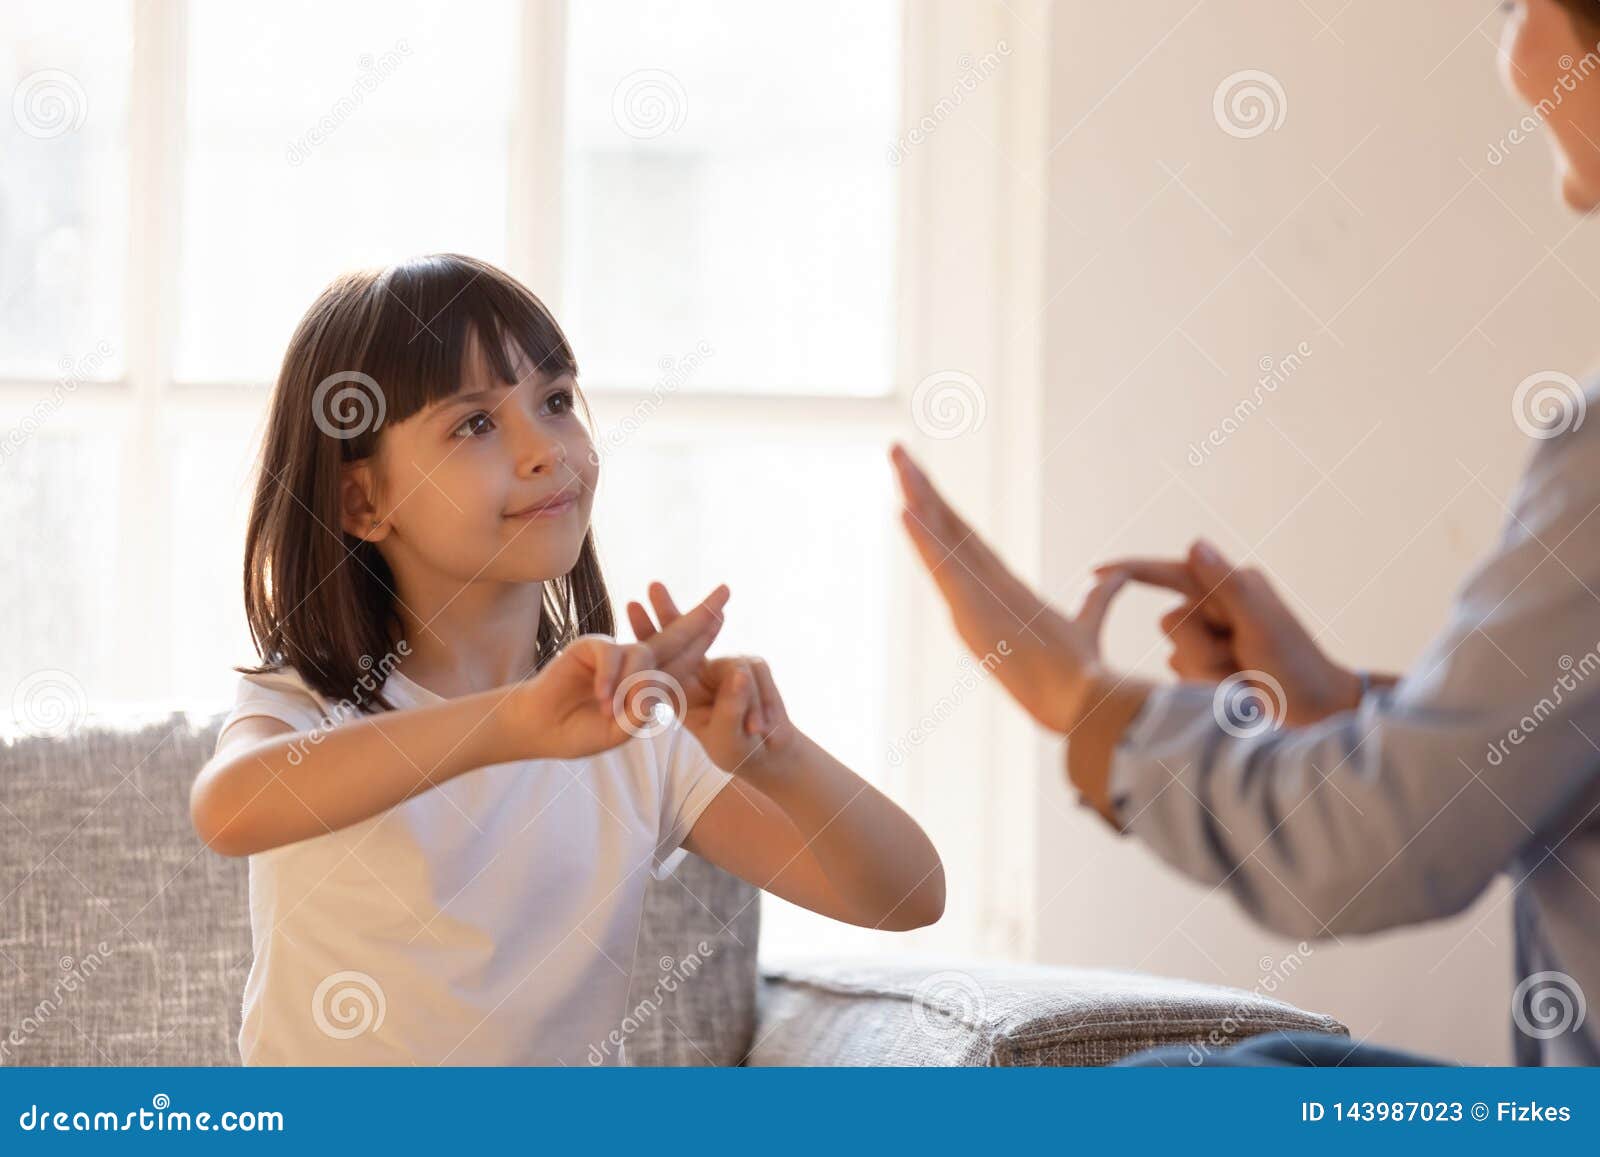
[508,584,731,760]
[626,582,799,774]
[889,443,1130,735]
[1094,539,1364,726]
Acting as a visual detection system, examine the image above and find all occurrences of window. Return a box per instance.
[1,0,1041,963]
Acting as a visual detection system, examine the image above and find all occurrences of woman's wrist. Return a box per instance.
[1062,669,1156,830]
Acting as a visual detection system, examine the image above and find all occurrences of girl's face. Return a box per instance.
[343,328,599,586]
[1501,0,1600,211]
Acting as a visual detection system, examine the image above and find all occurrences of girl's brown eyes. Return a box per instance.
[449,390,576,439]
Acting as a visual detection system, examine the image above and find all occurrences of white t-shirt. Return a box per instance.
[215,664,734,1066]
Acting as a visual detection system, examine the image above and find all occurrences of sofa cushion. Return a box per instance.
[0,709,759,1066]
[751,958,1348,1066]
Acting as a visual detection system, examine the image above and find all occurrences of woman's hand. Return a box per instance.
[626,582,800,774]
[1095,539,1367,726]
[506,583,731,760]
[889,443,1130,735]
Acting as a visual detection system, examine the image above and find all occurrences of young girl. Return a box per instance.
[191,252,945,1066]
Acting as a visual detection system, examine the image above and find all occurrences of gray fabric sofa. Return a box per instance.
[0,710,1348,1066]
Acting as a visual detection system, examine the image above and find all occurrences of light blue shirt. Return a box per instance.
[1106,389,1600,1066]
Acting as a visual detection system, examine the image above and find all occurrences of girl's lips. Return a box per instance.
[506,494,577,520]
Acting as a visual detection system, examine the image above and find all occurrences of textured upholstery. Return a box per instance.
[0,709,1346,1067]
[0,710,759,1066]
[750,959,1348,1067]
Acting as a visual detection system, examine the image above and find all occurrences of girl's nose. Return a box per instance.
[512,421,567,477]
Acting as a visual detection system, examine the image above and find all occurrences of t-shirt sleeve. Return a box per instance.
[650,721,735,881]
[215,670,331,752]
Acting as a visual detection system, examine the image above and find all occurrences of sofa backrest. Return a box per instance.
[0,710,758,1066]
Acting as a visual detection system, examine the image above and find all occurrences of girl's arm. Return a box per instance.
[194,587,731,856]
[682,728,946,931]
[627,586,944,930]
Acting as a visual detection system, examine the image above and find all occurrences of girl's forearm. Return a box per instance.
[191,685,529,857]
[743,732,945,930]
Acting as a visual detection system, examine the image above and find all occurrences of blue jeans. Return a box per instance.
[1113,1030,1457,1067]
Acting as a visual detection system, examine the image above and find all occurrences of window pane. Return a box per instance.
[169,409,263,708]
[0,430,123,724]
[563,1,899,395]
[0,0,129,380]
[176,1,517,383]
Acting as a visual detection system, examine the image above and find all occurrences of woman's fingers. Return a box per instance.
[1074,568,1130,640]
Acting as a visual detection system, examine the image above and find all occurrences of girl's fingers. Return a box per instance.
[613,643,657,725]
[649,585,729,670]
[740,661,766,734]
[712,662,753,736]
[748,659,784,731]
[625,600,658,642]
[648,582,683,628]
[592,641,624,702]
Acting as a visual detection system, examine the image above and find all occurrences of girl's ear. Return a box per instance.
[339,460,389,542]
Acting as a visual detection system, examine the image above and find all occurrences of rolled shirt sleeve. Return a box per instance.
[1100,405,1600,940]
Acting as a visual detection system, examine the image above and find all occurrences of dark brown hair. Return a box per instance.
[235,252,614,713]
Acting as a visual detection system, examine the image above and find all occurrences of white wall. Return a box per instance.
[1031,0,1600,1063]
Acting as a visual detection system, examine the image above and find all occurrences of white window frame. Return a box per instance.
[0,0,1052,960]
